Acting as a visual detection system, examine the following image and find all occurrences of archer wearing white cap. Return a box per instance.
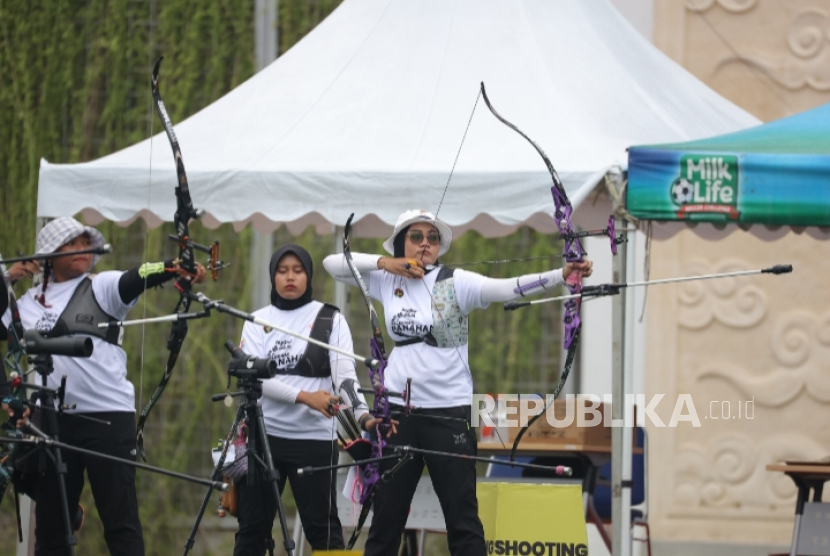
[1,216,206,556]
[323,209,592,556]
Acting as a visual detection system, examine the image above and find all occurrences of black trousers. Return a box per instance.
[363,406,485,556]
[35,412,144,556]
[233,436,344,555]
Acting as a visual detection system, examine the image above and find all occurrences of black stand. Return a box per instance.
[182,377,295,556]
[28,354,77,555]
[181,397,245,556]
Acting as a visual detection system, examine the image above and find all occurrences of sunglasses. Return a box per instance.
[406,230,441,246]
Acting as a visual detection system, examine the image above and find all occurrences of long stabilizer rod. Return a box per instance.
[3,435,228,491]
[505,264,793,311]
[297,445,573,477]
[100,293,381,369]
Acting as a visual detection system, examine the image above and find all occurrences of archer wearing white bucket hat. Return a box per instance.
[35,216,107,269]
[0,216,208,555]
[382,209,452,258]
[323,210,594,556]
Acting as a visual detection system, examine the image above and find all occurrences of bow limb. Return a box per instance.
[0,257,26,375]
[478,83,586,461]
[0,256,30,538]
[341,213,397,549]
[135,57,201,461]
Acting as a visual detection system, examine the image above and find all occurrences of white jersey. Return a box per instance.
[2,272,137,413]
[240,301,367,441]
[368,267,488,408]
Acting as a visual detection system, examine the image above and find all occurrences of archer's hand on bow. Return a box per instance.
[360,415,399,438]
[563,260,593,280]
[377,257,426,279]
[2,401,31,429]
[172,261,208,284]
[6,261,41,282]
[297,390,341,418]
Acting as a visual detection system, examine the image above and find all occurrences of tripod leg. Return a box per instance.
[41,395,77,556]
[14,487,23,543]
[182,406,244,556]
[251,402,295,556]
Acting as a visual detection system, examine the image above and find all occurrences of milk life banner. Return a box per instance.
[627,147,830,227]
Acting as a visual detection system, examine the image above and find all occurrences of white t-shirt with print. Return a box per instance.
[368,267,488,408]
[2,272,137,413]
[240,301,366,441]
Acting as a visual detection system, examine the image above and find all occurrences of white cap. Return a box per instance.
[383,210,452,257]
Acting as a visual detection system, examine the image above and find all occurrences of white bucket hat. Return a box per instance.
[35,216,107,269]
[383,210,452,257]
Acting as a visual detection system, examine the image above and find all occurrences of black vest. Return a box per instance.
[45,277,122,346]
[275,303,338,378]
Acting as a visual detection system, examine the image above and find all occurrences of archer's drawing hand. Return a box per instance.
[563,259,593,280]
[297,390,340,418]
[378,257,425,279]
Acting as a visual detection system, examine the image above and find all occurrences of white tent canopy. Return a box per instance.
[38,0,759,236]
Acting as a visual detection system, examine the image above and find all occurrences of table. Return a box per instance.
[766,463,830,556]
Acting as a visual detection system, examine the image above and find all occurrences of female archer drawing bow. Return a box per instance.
[323,209,593,556]
[0,216,207,555]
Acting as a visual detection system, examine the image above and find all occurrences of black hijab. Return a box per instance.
[269,244,314,310]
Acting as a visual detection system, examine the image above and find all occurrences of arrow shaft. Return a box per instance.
[0,245,111,265]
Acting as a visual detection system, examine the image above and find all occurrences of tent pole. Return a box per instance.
[249,0,278,312]
[611,216,630,556]
[250,230,274,309]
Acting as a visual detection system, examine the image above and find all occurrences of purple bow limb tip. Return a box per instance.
[513,277,549,296]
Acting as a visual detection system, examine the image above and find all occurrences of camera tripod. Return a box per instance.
[10,353,107,554]
[182,374,294,556]
[14,353,83,555]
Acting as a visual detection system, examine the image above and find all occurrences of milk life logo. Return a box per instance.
[670,154,739,219]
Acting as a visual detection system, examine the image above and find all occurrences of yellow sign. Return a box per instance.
[478,483,588,556]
